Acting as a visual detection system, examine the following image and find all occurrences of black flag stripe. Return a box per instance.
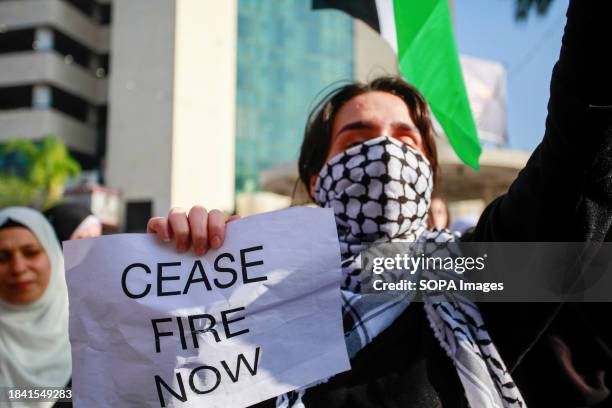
[312,0,381,33]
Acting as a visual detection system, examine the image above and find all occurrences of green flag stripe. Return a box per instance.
[393,0,482,169]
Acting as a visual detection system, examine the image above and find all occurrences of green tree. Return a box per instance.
[0,136,81,210]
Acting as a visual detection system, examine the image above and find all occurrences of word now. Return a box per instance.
[121,245,266,298]
[155,347,261,407]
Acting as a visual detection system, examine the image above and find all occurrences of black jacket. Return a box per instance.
[471,1,612,406]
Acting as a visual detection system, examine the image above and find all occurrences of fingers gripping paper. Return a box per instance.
[64,207,350,408]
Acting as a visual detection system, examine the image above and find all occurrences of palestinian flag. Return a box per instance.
[313,0,482,170]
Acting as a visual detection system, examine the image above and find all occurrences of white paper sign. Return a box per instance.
[64,207,350,408]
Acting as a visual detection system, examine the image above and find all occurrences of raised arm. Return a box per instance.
[467,1,612,384]
[468,0,612,243]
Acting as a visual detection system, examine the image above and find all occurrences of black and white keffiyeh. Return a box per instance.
[277,137,525,408]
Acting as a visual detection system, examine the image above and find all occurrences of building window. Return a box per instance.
[0,86,32,110]
[0,26,110,76]
[62,0,112,25]
[235,0,354,193]
[0,28,35,54]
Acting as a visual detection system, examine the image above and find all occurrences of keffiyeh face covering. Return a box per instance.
[277,136,526,408]
[315,136,432,291]
[315,136,432,248]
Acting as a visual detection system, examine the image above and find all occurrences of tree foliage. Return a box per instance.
[514,0,555,21]
[0,136,81,210]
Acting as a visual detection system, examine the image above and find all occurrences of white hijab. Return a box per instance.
[0,207,71,407]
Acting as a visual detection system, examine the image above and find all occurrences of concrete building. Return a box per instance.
[0,0,236,230]
[106,0,237,228]
[0,0,110,167]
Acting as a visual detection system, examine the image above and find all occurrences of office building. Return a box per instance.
[0,0,237,229]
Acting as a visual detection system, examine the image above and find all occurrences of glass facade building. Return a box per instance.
[235,0,354,193]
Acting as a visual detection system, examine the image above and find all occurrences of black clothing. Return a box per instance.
[251,306,467,408]
[43,203,92,242]
[472,1,612,406]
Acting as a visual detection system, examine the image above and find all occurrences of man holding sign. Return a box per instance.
[65,207,350,407]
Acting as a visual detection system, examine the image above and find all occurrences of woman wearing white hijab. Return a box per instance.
[0,207,71,407]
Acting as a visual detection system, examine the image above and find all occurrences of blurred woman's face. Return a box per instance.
[429,197,449,230]
[0,227,51,305]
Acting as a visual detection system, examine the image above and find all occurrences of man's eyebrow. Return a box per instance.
[336,120,377,136]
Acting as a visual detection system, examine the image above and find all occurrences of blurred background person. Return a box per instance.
[427,195,450,230]
[44,203,102,243]
[0,207,71,408]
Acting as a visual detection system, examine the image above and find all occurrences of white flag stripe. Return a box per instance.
[375,0,398,53]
